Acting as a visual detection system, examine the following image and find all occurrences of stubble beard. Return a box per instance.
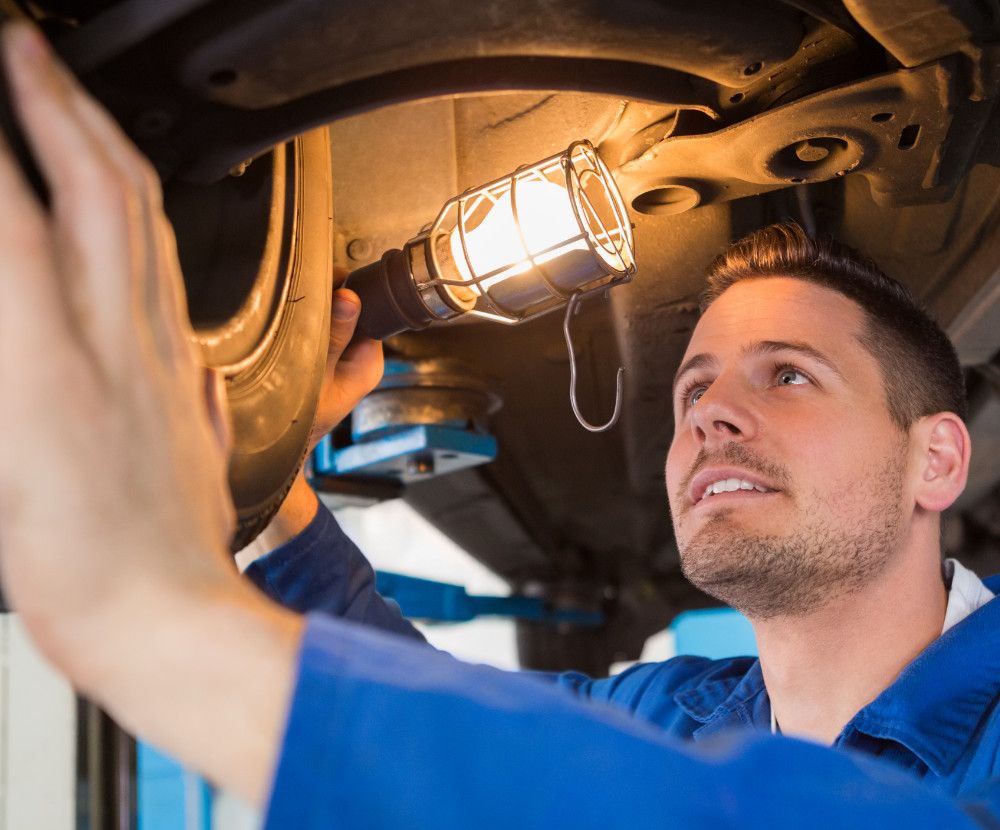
[675,447,908,620]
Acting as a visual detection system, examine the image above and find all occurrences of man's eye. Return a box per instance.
[776,368,809,386]
[682,383,708,408]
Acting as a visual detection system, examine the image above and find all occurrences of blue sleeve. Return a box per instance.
[263,613,996,830]
[243,501,425,642]
[547,657,726,730]
[241,500,714,722]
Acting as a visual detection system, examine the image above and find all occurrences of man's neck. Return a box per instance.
[753,539,947,746]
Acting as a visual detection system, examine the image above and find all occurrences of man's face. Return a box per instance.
[665,278,913,619]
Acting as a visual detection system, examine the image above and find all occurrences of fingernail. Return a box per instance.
[6,23,48,68]
[333,294,359,321]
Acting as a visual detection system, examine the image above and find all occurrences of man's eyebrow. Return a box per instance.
[744,340,845,380]
[671,340,844,400]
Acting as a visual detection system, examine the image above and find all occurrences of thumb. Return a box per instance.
[328,288,361,364]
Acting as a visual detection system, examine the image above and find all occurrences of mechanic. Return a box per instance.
[1,21,997,829]
[244,215,998,744]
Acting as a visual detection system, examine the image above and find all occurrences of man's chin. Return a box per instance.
[678,524,768,582]
[676,523,801,617]
[681,508,782,543]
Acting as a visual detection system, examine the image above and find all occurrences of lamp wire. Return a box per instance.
[563,291,624,433]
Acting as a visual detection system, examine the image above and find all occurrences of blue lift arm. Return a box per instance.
[374,571,604,627]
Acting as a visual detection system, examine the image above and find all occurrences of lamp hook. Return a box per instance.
[562,291,624,433]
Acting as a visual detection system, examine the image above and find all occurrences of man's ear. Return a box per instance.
[911,413,970,513]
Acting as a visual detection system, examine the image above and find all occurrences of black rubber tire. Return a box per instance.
[183,128,333,552]
[226,128,332,551]
[0,8,333,555]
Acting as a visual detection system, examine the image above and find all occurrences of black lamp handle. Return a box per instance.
[344,248,435,340]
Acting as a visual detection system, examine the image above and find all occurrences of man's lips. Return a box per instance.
[687,467,781,507]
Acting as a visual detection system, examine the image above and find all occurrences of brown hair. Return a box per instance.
[701,222,967,427]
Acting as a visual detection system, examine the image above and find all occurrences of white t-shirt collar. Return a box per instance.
[941,558,995,634]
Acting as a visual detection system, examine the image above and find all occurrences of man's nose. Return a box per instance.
[689,375,757,447]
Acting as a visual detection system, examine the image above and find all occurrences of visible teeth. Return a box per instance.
[701,478,773,500]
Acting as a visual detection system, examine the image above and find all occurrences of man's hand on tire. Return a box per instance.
[0,22,299,804]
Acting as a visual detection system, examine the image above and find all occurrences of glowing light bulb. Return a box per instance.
[449,178,588,293]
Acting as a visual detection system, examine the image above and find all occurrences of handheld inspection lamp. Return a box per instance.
[345,140,636,339]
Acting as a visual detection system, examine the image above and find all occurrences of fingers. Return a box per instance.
[0,128,73,498]
[307,289,383,447]
[335,337,384,394]
[2,24,131,365]
[3,23,156,203]
[0,30,65,345]
[327,288,364,368]
[37,27,191,369]
[327,287,383,388]
[1,23,183,375]
[0,31,85,422]
[48,31,192,372]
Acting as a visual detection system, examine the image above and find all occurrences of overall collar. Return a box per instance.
[672,581,1000,773]
[846,588,1000,775]
[673,659,768,738]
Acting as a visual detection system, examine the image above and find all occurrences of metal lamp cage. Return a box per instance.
[413,140,636,324]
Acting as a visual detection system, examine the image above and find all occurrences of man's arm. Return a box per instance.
[0,22,301,802]
[243,482,718,725]
[242,479,425,640]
